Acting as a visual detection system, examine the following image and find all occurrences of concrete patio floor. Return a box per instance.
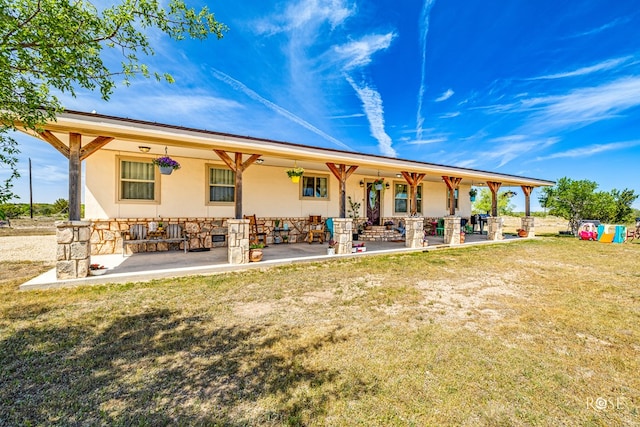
[21,232,521,290]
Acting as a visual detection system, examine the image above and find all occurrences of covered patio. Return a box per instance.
[21,233,520,290]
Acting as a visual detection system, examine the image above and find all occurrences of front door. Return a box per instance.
[366,183,381,225]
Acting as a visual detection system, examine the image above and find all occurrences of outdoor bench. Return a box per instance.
[122,224,188,256]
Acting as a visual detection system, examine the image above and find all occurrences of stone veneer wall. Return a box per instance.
[521,216,535,238]
[56,221,91,279]
[443,216,462,245]
[227,219,249,264]
[332,218,352,254]
[90,217,327,255]
[404,217,425,248]
[487,217,504,240]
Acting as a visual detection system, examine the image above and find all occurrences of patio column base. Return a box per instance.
[332,218,352,255]
[227,219,249,264]
[405,217,426,248]
[56,221,92,279]
[444,216,461,245]
[487,217,504,240]
[521,216,535,238]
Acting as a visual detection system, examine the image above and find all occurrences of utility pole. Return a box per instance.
[29,158,33,219]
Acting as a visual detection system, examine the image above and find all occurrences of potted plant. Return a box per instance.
[516,228,528,238]
[249,243,264,262]
[348,196,362,240]
[384,220,394,230]
[153,156,181,175]
[327,239,337,255]
[460,230,466,244]
[285,167,304,183]
[89,263,107,276]
[373,177,385,190]
[363,220,373,230]
[469,188,477,202]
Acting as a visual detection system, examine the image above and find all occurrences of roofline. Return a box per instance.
[50,109,555,187]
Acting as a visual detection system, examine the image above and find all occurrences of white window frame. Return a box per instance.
[206,164,236,205]
[300,174,330,200]
[117,156,159,204]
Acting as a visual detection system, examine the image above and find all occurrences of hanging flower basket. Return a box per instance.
[153,156,181,175]
[286,167,304,183]
[373,178,384,190]
[469,188,477,202]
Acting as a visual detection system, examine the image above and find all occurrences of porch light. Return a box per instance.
[359,180,364,187]
[385,182,390,189]
[138,146,151,153]
[396,173,402,178]
[255,158,264,164]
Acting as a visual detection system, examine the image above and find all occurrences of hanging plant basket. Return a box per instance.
[153,156,181,175]
[286,167,304,183]
[373,178,384,190]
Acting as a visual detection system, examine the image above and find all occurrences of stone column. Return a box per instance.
[405,217,426,248]
[487,217,504,240]
[444,216,461,245]
[332,218,353,255]
[521,216,535,238]
[227,219,249,264]
[56,220,92,279]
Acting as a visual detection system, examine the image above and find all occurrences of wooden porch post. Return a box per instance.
[401,172,425,216]
[521,185,533,217]
[442,176,462,216]
[487,181,502,216]
[38,131,113,221]
[214,150,261,219]
[326,163,358,218]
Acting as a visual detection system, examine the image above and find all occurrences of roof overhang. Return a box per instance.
[23,110,555,187]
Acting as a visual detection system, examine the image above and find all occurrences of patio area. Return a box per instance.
[21,232,520,290]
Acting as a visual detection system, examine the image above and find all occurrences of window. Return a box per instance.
[446,189,459,209]
[394,183,422,213]
[301,175,328,199]
[208,167,235,203]
[119,158,157,202]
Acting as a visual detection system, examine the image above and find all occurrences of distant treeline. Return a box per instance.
[0,199,84,219]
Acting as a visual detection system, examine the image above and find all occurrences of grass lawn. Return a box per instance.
[1,237,639,426]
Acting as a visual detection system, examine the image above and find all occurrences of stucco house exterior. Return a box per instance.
[22,110,554,278]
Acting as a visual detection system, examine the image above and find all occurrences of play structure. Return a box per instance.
[596,224,627,243]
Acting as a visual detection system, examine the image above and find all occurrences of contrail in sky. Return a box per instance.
[416,0,437,141]
[211,68,353,151]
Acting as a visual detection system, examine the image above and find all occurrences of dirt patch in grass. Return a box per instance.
[1,238,639,425]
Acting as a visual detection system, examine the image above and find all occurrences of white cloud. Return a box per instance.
[535,140,640,161]
[334,33,395,70]
[440,111,460,119]
[329,113,366,119]
[435,88,454,102]
[484,135,559,167]
[255,0,355,35]
[346,77,396,157]
[531,56,633,80]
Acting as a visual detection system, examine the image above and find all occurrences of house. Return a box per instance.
[22,110,554,278]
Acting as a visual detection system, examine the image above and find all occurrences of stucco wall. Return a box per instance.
[85,150,472,220]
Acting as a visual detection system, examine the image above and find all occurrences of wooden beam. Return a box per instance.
[442,176,462,216]
[79,136,114,161]
[486,181,502,217]
[213,150,263,219]
[326,163,358,218]
[69,133,82,221]
[38,131,69,159]
[521,185,534,217]
[401,172,425,215]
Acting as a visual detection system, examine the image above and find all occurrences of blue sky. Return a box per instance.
[5,0,640,211]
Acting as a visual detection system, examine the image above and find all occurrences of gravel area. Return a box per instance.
[0,235,57,262]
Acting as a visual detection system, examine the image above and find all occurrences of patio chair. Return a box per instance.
[307,215,324,244]
[436,218,444,236]
[244,214,267,246]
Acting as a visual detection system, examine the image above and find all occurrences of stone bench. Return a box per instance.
[122,224,188,256]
